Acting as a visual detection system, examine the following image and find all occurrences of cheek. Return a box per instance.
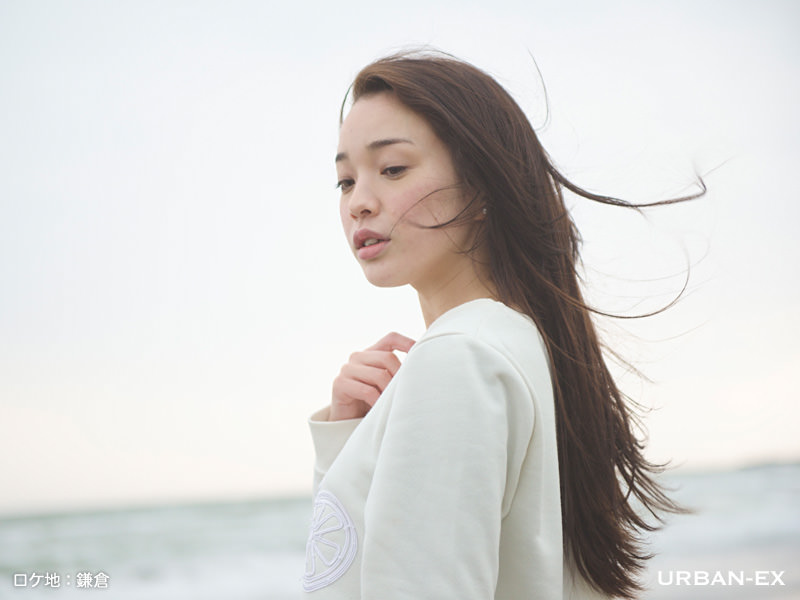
[390,184,438,223]
[400,187,464,228]
[339,203,356,249]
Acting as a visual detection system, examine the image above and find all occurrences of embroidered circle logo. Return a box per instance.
[302,490,358,592]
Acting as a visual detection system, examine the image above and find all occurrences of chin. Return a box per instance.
[360,267,407,289]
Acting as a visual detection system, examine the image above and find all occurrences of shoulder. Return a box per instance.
[409,299,551,385]
[390,300,550,416]
[385,300,541,443]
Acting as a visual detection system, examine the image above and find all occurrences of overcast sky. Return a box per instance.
[1,0,798,516]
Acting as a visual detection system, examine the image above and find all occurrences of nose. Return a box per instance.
[347,181,379,220]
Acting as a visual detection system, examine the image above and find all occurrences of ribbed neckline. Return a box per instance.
[425,297,529,333]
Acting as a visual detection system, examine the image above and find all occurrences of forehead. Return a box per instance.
[338,93,435,151]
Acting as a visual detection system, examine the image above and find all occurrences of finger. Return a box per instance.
[348,350,402,376]
[333,377,382,407]
[340,363,394,393]
[367,332,416,354]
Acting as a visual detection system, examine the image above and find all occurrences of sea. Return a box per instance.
[1,463,797,599]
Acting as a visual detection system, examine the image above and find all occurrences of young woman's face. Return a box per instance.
[336,92,477,293]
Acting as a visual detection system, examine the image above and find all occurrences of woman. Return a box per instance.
[303,52,696,599]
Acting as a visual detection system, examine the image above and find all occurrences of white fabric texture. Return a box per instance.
[302,298,607,599]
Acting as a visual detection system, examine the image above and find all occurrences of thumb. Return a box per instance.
[368,331,416,354]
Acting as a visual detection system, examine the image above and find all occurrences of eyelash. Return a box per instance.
[336,178,354,192]
[336,166,407,193]
[382,165,407,177]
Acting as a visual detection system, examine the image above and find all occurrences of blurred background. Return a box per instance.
[1,0,797,598]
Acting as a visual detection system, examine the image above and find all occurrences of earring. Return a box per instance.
[482,207,488,215]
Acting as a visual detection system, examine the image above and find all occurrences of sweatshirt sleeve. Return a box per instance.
[308,406,363,496]
[361,333,535,599]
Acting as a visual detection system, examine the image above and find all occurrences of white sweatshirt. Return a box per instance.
[302,298,607,599]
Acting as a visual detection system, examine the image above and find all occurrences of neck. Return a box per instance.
[416,267,499,328]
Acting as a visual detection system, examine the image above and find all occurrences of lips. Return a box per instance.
[353,228,390,260]
[353,229,389,250]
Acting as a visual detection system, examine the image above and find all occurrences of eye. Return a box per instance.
[336,178,354,193]
[381,166,407,177]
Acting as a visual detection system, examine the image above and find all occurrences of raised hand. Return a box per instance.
[329,332,415,421]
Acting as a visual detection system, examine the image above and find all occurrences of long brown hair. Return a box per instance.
[345,51,703,598]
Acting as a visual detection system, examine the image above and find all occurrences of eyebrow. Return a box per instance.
[335,137,414,163]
